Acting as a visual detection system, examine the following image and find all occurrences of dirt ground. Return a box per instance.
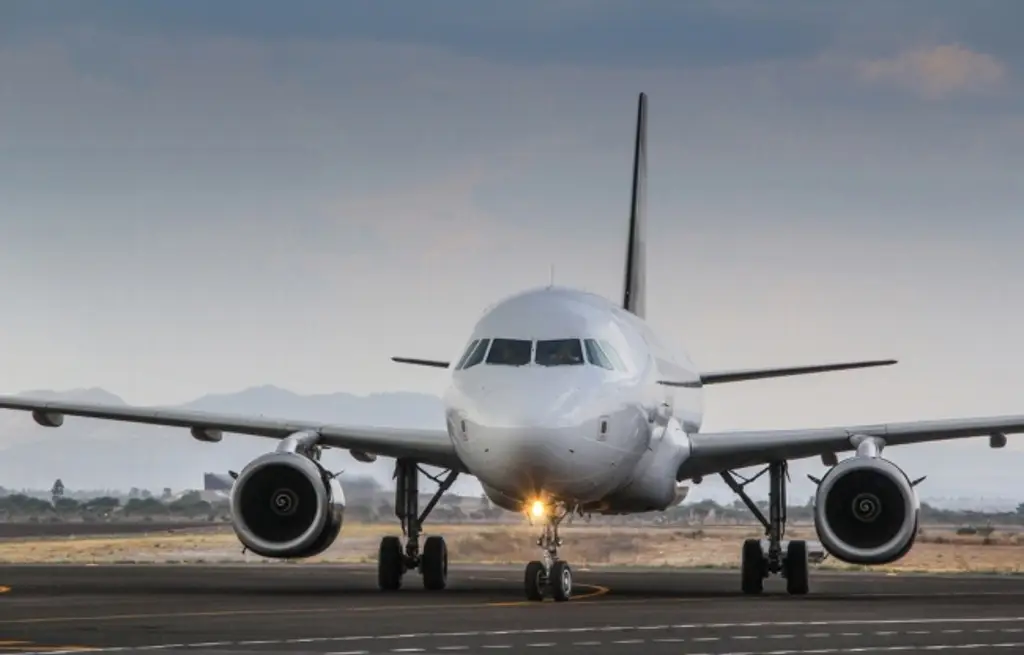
[1,522,1022,574]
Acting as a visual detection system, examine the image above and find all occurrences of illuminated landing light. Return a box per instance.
[530,500,547,518]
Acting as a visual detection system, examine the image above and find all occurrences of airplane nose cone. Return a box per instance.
[460,371,601,499]
[472,376,589,429]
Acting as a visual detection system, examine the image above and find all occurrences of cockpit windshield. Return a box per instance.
[535,339,584,366]
[460,338,490,369]
[455,340,480,369]
[485,338,532,366]
[461,336,627,371]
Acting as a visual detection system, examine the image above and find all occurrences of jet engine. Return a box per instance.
[812,454,919,565]
[229,450,345,559]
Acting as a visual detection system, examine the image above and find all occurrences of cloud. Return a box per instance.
[858,44,1008,98]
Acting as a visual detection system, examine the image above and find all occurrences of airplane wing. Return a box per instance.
[681,415,1023,479]
[0,395,463,471]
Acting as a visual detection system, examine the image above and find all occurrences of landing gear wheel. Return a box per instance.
[378,535,404,591]
[524,560,545,601]
[550,560,573,602]
[421,535,448,591]
[726,462,810,595]
[741,538,765,595]
[784,539,809,596]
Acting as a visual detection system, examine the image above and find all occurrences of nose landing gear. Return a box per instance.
[523,503,574,602]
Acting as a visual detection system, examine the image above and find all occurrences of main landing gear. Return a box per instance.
[378,458,459,592]
[523,503,574,602]
[721,460,809,596]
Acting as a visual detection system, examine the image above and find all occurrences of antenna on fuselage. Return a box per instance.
[549,263,555,287]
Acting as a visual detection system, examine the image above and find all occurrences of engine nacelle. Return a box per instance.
[229,451,345,559]
[813,455,919,565]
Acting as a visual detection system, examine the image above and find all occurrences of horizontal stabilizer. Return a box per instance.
[659,358,896,387]
[697,359,897,385]
[391,357,450,369]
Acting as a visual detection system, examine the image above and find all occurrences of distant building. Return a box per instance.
[203,473,233,491]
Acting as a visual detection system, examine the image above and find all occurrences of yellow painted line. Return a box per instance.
[2,648,98,653]
[0,596,710,627]
[488,583,611,606]
[0,585,617,626]
[0,643,98,653]
[2,646,97,650]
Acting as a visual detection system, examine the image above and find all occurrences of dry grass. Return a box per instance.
[2,522,1023,574]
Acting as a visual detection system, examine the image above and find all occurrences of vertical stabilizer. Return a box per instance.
[622,92,647,318]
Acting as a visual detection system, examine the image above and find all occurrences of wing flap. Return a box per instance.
[682,415,1024,479]
[0,395,463,470]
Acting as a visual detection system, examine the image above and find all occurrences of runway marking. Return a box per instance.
[0,583,613,626]
[487,583,610,606]
[0,643,95,654]
[678,646,1024,655]
[15,623,1024,654]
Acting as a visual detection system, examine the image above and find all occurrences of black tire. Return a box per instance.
[524,560,545,601]
[378,536,404,591]
[784,540,810,596]
[421,535,448,591]
[550,560,573,602]
[741,538,765,595]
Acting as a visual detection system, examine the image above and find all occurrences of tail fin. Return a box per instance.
[622,92,647,318]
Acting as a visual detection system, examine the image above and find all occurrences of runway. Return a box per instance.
[2,563,1024,654]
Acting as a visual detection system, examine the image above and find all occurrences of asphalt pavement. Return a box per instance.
[2,563,1024,654]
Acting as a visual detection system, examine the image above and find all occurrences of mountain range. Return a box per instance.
[1,386,1022,510]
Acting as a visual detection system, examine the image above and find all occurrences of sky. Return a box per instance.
[3,1,1024,492]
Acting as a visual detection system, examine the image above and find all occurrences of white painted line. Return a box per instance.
[17,619,1024,654]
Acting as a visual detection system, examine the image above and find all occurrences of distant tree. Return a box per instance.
[53,497,80,514]
[162,488,173,501]
[82,496,121,514]
[124,497,168,516]
[50,478,65,504]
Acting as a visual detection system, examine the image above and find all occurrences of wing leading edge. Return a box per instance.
[681,414,1024,480]
[0,395,463,471]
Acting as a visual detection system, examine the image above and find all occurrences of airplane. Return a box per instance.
[1,91,1022,603]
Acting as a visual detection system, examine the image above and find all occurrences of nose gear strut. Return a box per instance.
[523,502,574,602]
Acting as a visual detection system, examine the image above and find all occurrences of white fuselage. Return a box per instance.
[441,286,704,514]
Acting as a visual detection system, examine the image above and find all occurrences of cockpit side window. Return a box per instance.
[461,338,490,369]
[536,339,584,366]
[598,339,628,371]
[583,339,615,370]
[455,339,479,370]
[485,338,532,366]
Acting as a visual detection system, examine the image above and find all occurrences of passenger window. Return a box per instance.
[455,340,479,370]
[462,338,490,369]
[485,338,532,366]
[536,339,584,366]
[583,339,614,370]
[598,339,627,371]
